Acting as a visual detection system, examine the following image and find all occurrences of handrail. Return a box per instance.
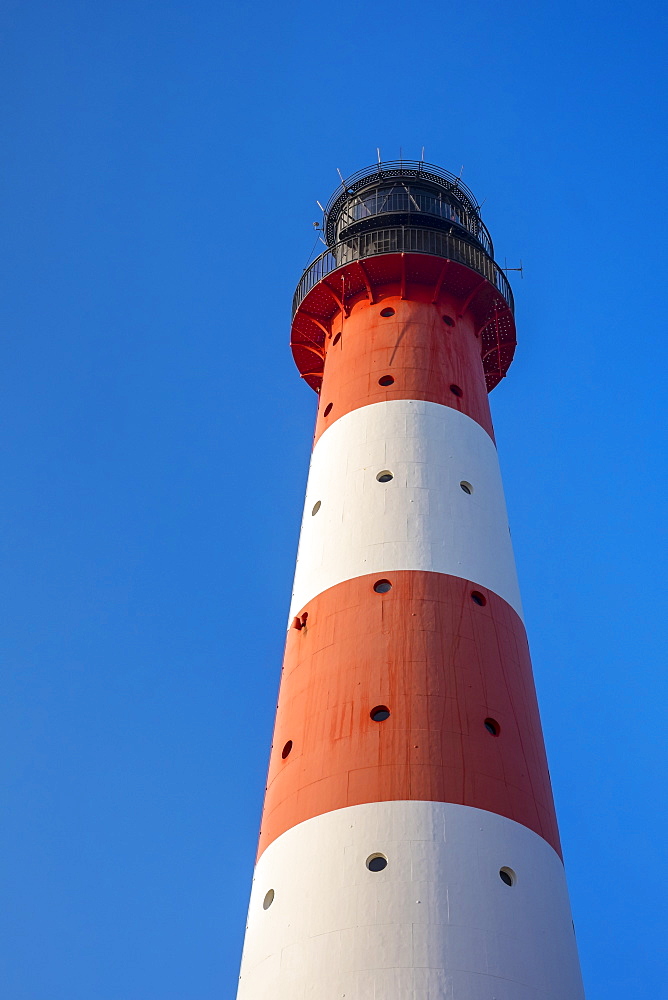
[325,160,481,218]
[293,227,513,317]
[333,191,494,257]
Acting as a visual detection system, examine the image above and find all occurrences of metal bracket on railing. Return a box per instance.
[503,259,523,278]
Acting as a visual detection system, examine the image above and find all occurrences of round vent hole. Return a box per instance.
[332,331,341,345]
[366,854,388,871]
[323,402,333,417]
[460,481,473,494]
[380,307,395,317]
[484,718,500,737]
[499,868,516,886]
[376,470,393,483]
[378,375,395,386]
[450,384,463,397]
[311,500,321,515]
[442,315,455,326]
[471,591,487,607]
[281,740,293,759]
[263,889,275,909]
[373,579,392,593]
[370,705,390,722]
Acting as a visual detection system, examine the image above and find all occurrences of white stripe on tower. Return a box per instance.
[289,399,523,622]
[241,803,584,999]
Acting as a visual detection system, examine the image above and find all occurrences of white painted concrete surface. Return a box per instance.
[289,400,523,621]
[237,801,584,1000]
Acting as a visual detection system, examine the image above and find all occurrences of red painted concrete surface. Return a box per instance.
[258,571,560,859]
[313,294,495,446]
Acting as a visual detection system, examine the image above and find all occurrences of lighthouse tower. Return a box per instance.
[236,161,585,999]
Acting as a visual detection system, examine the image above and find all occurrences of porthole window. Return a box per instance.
[281,740,293,759]
[373,579,392,593]
[323,402,333,417]
[366,854,388,872]
[370,705,390,721]
[311,500,321,515]
[499,867,516,887]
[380,307,395,317]
[471,591,487,607]
[376,470,393,483]
[484,718,500,737]
[263,889,275,909]
[442,315,455,326]
[450,384,463,397]
[332,331,341,345]
[460,481,473,494]
[378,375,395,386]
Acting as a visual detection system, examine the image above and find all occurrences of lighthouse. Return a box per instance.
[236,160,585,999]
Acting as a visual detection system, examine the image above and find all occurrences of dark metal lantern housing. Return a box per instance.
[324,161,493,255]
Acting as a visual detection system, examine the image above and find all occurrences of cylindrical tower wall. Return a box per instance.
[236,165,584,1000]
[313,295,494,445]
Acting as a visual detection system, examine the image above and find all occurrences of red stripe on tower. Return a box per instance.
[237,161,585,1000]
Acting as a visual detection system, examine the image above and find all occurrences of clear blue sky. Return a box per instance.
[1,2,666,997]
